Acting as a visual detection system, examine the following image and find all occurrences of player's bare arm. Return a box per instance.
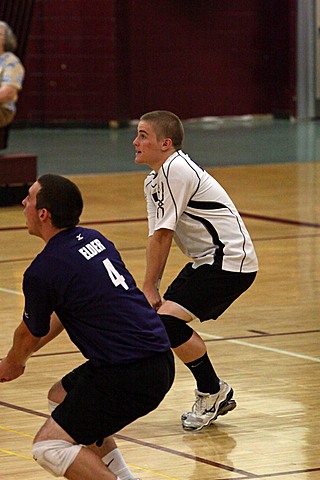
[143,228,174,310]
[0,320,41,382]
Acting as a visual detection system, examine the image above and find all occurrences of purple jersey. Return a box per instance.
[23,227,170,365]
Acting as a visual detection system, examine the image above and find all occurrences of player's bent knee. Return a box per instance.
[48,380,66,405]
[159,314,193,348]
[32,440,82,477]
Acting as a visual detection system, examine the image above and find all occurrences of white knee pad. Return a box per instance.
[32,440,82,477]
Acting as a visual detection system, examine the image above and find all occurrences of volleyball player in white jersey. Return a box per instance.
[133,111,258,431]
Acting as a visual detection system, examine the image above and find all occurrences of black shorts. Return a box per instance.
[163,263,257,321]
[52,350,174,445]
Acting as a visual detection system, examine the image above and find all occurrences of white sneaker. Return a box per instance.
[181,380,236,431]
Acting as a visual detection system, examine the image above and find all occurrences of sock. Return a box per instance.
[185,352,220,394]
[102,447,134,480]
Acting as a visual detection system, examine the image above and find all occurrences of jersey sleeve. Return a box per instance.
[22,272,54,337]
[154,158,200,231]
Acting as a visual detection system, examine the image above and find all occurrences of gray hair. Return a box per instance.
[0,21,17,52]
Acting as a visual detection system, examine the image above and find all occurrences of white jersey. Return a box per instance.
[144,150,258,273]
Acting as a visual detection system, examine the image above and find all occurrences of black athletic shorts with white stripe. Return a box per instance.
[163,263,257,321]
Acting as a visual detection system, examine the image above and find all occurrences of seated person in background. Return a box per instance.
[0,21,25,127]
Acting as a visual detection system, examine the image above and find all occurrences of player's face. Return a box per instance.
[22,181,42,236]
[133,121,165,168]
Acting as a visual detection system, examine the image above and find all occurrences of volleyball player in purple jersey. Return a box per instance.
[0,174,174,480]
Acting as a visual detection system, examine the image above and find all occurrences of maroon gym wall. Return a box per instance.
[15,0,297,125]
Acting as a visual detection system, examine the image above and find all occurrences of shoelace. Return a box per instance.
[192,393,217,415]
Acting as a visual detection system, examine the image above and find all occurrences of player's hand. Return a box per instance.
[143,285,163,311]
[0,356,25,382]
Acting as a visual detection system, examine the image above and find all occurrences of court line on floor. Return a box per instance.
[205,329,320,341]
[2,402,318,480]
[0,287,23,295]
[0,209,319,235]
[0,399,257,478]
[0,217,147,233]
[240,212,320,229]
[0,401,253,478]
[0,424,180,480]
[1,230,320,266]
[0,448,31,460]
[225,467,320,480]
[198,331,320,362]
[0,425,33,438]
[1,285,319,364]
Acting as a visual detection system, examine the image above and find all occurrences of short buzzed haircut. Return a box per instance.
[140,110,184,150]
[36,174,83,229]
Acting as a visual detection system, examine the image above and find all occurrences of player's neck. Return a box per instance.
[37,226,67,244]
[153,149,176,172]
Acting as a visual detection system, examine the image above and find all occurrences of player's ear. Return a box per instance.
[38,208,50,221]
[162,138,173,150]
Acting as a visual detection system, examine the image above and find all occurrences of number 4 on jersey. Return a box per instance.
[103,258,129,290]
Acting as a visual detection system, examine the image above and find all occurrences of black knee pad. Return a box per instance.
[159,314,193,348]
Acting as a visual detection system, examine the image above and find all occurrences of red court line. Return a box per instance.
[0,400,48,418]
[0,400,256,478]
[6,328,314,362]
[0,210,319,234]
[31,350,80,358]
[1,230,319,266]
[115,433,256,477]
[205,329,320,343]
[240,212,320,229]
[2,329,319,364]
[0,217,146,233]
[225,467,320,479]
[1,400,319,479]
[1,229,320,267]
[1,232,319,266]
[253,232,320,242]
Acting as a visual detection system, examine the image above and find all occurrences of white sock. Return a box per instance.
[102,447,133,480]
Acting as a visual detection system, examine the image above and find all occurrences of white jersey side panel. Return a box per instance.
[144,151,258,273]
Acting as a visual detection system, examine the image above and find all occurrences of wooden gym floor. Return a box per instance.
[0,118,319,479]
